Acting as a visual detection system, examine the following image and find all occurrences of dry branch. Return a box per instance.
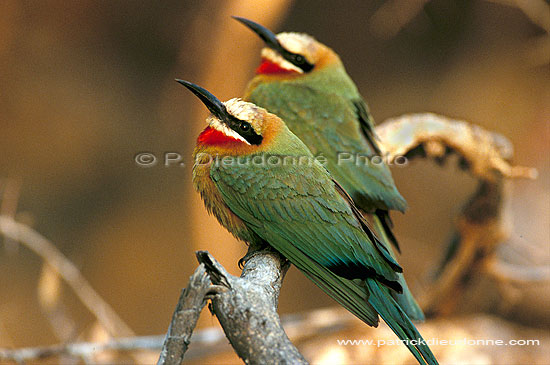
[0,336,162,363]
[0,225,308,364]
[375,113,539,316]
[485,258,550,284]
[195,250,306,364]
[0,307,357,363]
[158,250,306,364]
[157,264,212,365]
[375,113,536,181]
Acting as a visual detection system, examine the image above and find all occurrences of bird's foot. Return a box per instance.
[238,244,273,269]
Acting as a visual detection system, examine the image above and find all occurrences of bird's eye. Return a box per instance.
[239,122,250,131]
[284,52,314,72]
[294,55,305,64]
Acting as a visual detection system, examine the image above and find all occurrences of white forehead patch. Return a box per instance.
[276,32,317,56]
[224,98,262,122]
[204,98,269,145]
[260,32,319,70]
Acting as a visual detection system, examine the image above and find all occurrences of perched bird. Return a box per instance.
[177,79,437,365]
[234,17,423,321]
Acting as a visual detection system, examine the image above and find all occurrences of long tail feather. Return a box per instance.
[262,228,437,365]
[272,238,437,365]
[375,209,400,252]
[273,238,380,326]
[371,214,425,322]
[366,278,438,365]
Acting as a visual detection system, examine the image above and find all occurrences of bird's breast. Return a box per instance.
[192,151,258,244]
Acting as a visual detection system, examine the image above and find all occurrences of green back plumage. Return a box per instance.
[245,63,424,322]
[208,128,436,364]
[246,64,407,212]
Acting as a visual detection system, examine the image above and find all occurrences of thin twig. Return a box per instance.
[0,307,361,362]
[157,264,212,365]
[0,178,22,254]
[0,336,162,363]
[0,216,134,337]
[0,306,357,363]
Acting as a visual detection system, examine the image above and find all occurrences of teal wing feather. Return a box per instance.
[210,159,437,365]
[371,212,426,322]
[211,159,400,286]
[352,98,381,155]
[246,82,407,213]
[366,278,437,365]
[333,179,425,322]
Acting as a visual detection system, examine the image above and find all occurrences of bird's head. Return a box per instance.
[177,80,295,155]
[233,16,340,76]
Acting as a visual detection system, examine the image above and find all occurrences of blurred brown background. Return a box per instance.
[0,0,548,354]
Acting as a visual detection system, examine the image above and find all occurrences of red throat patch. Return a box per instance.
[197,126,243,146]
[256,58,297,75]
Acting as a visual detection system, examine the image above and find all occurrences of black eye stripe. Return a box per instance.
[227,115,263,145]
[280,50,314,72]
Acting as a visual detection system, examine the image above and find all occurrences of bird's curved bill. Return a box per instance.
[232,16,285,54]
[175,79,228,121]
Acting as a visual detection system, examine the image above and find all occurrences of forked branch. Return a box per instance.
[158,250,306,365]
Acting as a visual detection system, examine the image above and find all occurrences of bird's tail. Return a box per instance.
[271,234,437,364]
[366,278,438,365]
[371,213,425,322]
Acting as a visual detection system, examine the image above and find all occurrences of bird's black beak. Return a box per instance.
[232,16,314,73]
[175,79,228,121]
[232,16,285,54]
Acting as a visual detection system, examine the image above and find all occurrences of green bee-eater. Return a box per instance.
[177,80,437,365]
[234,17,423,322]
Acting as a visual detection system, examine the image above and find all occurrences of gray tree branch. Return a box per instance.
[157,250,306,365]
[0,336,163,363]
[195,250,307,365]
[157,263,212,365]
[0,307,356,363]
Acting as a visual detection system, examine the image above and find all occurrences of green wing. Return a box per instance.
[352,98,381,155]
[211,159,437,365]
[246,82,406,213]
[334,179,425,322]
[247,79,423,320]
[211,159,400,286]
[211,157,394,327]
